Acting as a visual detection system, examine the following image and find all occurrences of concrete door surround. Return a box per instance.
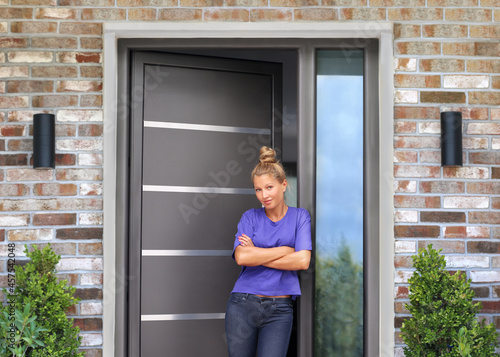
[103,22,394,357]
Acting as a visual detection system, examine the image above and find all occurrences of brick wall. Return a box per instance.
[0,0,498,356]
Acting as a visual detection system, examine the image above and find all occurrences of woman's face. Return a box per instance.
[253,174,287,210]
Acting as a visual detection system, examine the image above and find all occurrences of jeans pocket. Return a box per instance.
[229,293,243,304]
[274,303,293,314]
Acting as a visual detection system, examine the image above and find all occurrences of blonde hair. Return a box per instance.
[251,146,286,183]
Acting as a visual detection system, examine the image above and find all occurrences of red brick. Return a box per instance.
[467,182,500,194]
[469,212,500,224]
[467,59,500,74]
[394,24,421,38]
[8,51,53,63]
[7,80,53,93]
[493,167,500,179]
[294,8,338,20]
[396,42,440,55]
[394,58,417,72]
[423,24,468,38]
[33,213,76,226]
[389,8,443,21]
[79,124,103,137]
[0,124,26,136]
[394,180,417,193]
[394,256,413,269]
[418,240,465,253]
[395,225,441,238]
[469,92,500,105]
[394,165,441,178]
[443,226,467,238]
[469,152,500,165]
[395,286,409,299]
[443,167,489,179]
[421,91,466,104]
[470,25,500,39]
[74,288,103,300]
[57,52,102,64]
[128,8,157,21]
[421,211,465,223]
[11,22,57,33]
[472,287,489,298]
[446,9,492,22]
[0,184,28,196]
[0,8,33,19]
[394,151,418,163]
[32,66,78,78]
[428,0,477,4]
[394,74,440,88]
[32,37,78,49]
[118,0,176,4]
[480,301,500,314]
[55,168,102,180]
[73,318,102,331]
[394,106,439,119]
[0,38,28,48]
[80,66,103,78]
[249,9,292,21]
[56,228,103,240]
[158,9,202,20]
[81,95,102,107]
[59,22,102,35]
[0,96,28,109]
[81,8,126,20]
[394,195,441,208]
[322,0,366,4]
[420,59,465,72]
[394,136,440,149]
[0,154,27,165]
[79,242,103,255]
[493,76,500,89]
[492,197,500,210]
[0,230,4,242]
[340,8,386,20]
[0,66,29,78]
[32,95,78,108]
[55,154,76,166]
[80,38,103,50]
[34,183,77,196]
[420,181,465,194]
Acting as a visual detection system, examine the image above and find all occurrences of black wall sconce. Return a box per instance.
[440,111,462,167]
[33,113,55,169]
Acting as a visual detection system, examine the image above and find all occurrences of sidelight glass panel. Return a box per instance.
[315,50,364,357]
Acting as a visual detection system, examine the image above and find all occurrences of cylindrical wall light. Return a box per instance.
[440,111,462,167]
[33,113,55,169]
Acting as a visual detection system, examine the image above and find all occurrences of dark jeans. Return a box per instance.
[225,293,294,357]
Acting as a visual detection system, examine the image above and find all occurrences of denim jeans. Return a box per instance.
[225,293,294,357]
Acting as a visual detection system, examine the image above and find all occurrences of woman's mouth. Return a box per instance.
[264,200,272,205]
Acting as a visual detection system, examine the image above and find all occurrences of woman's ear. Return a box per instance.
[282,179,288,193]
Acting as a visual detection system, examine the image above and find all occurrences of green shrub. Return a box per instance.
[1,244,84,357]
[401,245,499,356]
[0,303,47,356]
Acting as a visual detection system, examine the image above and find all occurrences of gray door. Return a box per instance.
[129,51,282,356]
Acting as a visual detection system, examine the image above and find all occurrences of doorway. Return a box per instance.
[111,35,391,357]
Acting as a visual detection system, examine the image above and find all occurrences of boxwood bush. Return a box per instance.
[401,245,499,356]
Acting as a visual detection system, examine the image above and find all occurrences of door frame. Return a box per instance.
[103,22,394,357]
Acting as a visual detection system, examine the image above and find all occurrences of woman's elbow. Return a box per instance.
[299,252,311,270]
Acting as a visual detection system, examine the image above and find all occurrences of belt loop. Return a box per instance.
[244,293,249,300]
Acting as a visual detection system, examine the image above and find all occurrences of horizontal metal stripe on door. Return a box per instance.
[142,250,233,256]
[143,185,255,195]
[144,121,271,135]
[141,313,226,321]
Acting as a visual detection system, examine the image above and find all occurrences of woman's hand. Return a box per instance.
[238,234,255,247]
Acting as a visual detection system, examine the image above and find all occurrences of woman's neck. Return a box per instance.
[265,203,288,222]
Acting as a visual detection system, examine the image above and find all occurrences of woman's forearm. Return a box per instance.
[263,250,311,271]
[234,245,294,267]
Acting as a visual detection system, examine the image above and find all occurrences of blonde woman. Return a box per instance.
[225,146,312,357]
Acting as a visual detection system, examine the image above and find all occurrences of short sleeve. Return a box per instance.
[232,210,255,260]
[295,208,312,251]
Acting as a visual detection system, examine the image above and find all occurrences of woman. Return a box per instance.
[225,146,312,357]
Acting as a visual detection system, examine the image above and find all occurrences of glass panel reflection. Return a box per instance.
[315,50,364,357]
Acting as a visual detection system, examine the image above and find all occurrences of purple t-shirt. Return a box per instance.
[231,207,312,298]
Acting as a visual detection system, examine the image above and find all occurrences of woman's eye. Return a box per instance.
[267,186,272,190]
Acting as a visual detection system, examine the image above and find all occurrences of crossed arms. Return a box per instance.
[234,234,311,271]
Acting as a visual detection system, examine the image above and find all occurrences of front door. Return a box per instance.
[129,51,283,356]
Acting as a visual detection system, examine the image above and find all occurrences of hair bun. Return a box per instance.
[259,146,277,164]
